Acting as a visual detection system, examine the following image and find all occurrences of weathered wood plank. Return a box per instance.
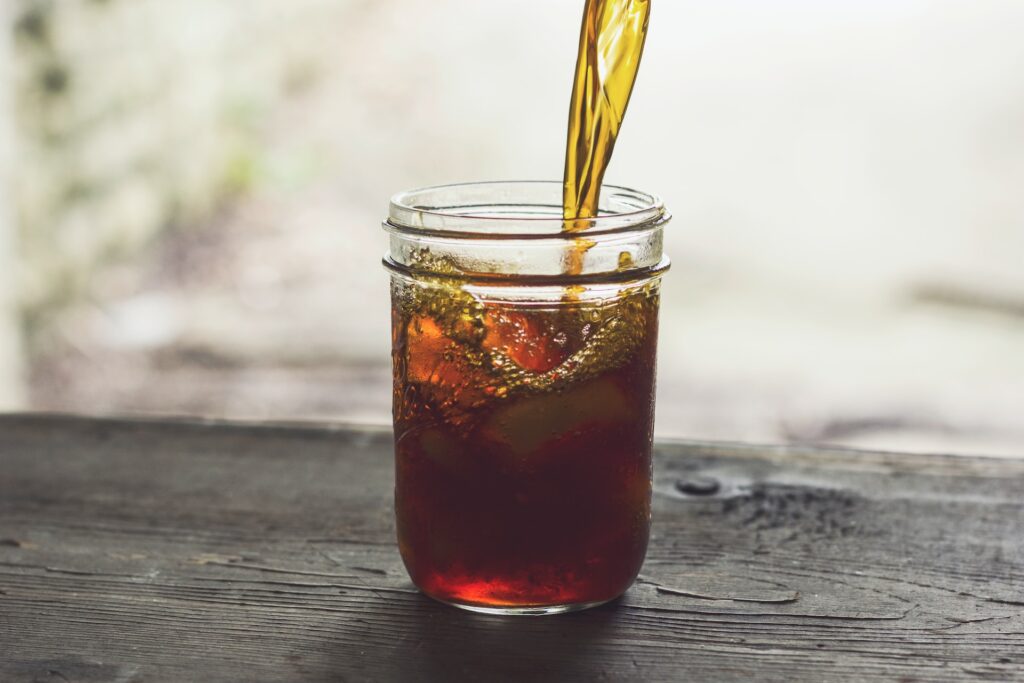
[0,414,1022,682]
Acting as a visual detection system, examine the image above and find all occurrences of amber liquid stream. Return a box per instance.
[563,0,651,272]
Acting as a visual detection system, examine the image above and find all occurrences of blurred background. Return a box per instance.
[1,0,1022,456]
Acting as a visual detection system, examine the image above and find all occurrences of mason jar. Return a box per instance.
[383,181,670,615]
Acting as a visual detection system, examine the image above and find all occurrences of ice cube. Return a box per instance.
[404,315,491,425]
[481,309,567,374]
[479,377,636,458]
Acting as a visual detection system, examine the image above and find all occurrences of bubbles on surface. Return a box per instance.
[391,251,659,428]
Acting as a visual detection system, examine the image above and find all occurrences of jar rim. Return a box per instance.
[387,180,667,240]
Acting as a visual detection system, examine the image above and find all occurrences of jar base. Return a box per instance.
[430,596,612,616]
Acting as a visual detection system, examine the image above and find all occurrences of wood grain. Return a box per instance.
[0,414,1022,682]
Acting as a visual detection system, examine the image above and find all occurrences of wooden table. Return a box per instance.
[1,415,1022,682]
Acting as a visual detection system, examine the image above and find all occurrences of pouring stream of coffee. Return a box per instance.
[563,0,651,274]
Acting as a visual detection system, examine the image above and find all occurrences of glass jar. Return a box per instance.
[383,181,670,615]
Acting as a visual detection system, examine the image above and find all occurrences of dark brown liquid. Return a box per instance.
[392,283,659,608]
